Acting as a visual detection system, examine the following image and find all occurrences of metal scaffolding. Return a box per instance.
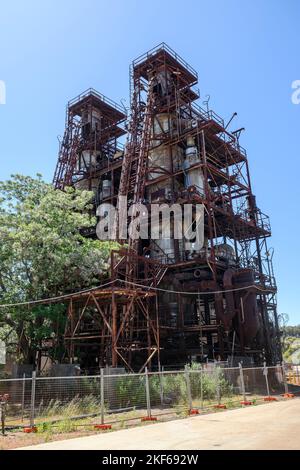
[54,43,281,371]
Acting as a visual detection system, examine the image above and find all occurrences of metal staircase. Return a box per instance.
[118,76,155,202]
[53,120,81,190]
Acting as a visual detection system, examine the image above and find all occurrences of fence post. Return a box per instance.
[100,368,104,425]
[29,371,36,429]
[141,366,156,421]
[239,363,246,403]
[200,365,204,410]
[159,364,164,406]
[216,368,221,405]
[94,368,111,430]
[185,365,192,412]
[145,367,151,418]
[281,362,289,395]
[263,362,270,397]
[21,373,26,422]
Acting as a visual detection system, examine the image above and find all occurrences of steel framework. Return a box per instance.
[54,44,281,371]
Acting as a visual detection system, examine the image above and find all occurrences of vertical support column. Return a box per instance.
[146,301,152,370]
[112,290,117,367]
[69,298,74,364]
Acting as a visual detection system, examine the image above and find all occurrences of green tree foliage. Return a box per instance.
[0,174,118,363]
[282,325,300,338]
[281,324,300,363]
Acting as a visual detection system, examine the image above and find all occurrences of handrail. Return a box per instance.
[133,42,198,80]
[68,88,127,117]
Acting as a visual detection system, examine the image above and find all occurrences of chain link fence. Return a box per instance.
[0,363,298,432]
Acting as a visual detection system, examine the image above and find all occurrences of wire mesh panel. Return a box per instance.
[34,375,101,423]
[188,366,244,409]
[104,373,147,421]
[0,364,291,430]
[189,369,203,409]
[200,367,220,408]
[0,378,32,425]
[286,364,300,390]
[242,367,268,401]
[267,366,285,396]
[221,367,243,405]
[149,371,188,418]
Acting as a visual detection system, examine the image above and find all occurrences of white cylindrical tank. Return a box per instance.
[91,109,101,131]
[183,136,205,195]
[102,180,112,199]
[148,113,185,262]
[155,71,171,97]
[150,238,184,263]
[148,114,172,181]
[148,146,171,180]
[147,114,173,201]
[153,113,170,136]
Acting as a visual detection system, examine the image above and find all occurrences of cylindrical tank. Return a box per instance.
[148,147,172,180]
[234,269,259,345]
[91,109,101,131]
[183,136,205,195]
[154,71,172,97]
[148,113,185,261]
[102,180,112,199]
[153,113,170,135]
[150,238,175,262]
[148,114,172,182]
[150,237,184,263]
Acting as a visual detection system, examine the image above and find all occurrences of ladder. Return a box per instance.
[118,76,155,202]
[116,77,156,282]
[132,75,156,204]
[53,120,81,190]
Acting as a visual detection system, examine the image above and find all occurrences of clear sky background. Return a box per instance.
[0,0,299,324]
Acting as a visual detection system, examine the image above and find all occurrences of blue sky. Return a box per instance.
[0,0,299,324]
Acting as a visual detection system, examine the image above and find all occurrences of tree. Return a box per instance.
[0,174,118,364]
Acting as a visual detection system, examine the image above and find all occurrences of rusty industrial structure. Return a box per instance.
[53,44,281,371]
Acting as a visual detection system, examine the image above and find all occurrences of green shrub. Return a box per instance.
[115,376,146,408]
